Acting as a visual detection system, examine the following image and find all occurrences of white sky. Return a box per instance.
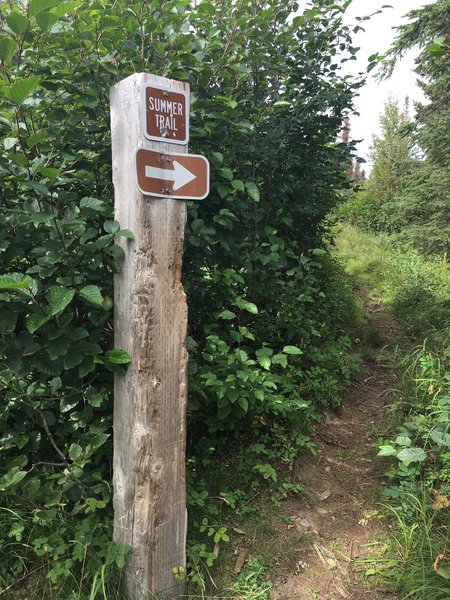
[341,0,435,168]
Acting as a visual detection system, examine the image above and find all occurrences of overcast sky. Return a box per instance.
[341,0,435,168]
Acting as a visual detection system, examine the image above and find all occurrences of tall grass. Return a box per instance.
[386,492,450,600]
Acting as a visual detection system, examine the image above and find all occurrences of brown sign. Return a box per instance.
[142,84,189,145]
[136,148,209,200]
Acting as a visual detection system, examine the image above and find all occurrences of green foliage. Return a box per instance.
[337,97,419,235]
[380,344,450,501]
[0,506,128,599]
[188,252,359,435]
[341,0,450,255]
[334,224,450,345]
[185,422,311,593]
[377,344,450,600]
[383,493,450,600]
[0,0,363,594]
[350,0,450,255]
[229,557,272,600]
[367,98,414,207]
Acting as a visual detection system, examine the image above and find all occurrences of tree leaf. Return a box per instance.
[377,445,397,457]
[6,12,29,36]
[69,327,89,341]
[107,348,131,364]
[21,180,48,195]
[68,443,83,462]
[0,273,33,290]
[235,298,258,314]
[28,129,48,148]
[53,1,80,17]
[78,357,95,378]
[10,75,41,104]
[0,38,17,64]
[397,447,427,464]
[39,167,60,180]
[258,356,271,370]
[47,338,71,359]
[80,197,107,212]
[23,342,41,356]
[26,313,50,334]
[282,345,303,355]
[238,397,248,412]
[217,184,232,199]
[0,469,27,491]
[47,286,75,315]
[0,308,18,334]
[63,351,83,369]
[29,0,60,16]
[2,137,15,150]
[272,353,288,368]
[217,310,236,320]
[394,435,411,447]
[87,393,104,408]
[30,212,54,225]
[116,229,135,239]
[36,11,59,31]
[245,181,260,202]
[104,220,120,233]
[430,428,450,447]
[79,285,103,306]
[14,434,29,450]
[232,179,245,191]
[220,168,233,181]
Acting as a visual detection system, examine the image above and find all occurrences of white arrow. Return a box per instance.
[145,161,196,191]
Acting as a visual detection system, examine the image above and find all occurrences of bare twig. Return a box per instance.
[37,409,98,497]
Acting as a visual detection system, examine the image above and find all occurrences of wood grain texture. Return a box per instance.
[110,73,188,600]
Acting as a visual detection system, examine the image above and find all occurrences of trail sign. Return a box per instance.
[136,148,209,200]
[142,84,189,145]
[112,73,189,600]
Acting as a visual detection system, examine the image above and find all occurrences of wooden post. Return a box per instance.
[110,73,188,600]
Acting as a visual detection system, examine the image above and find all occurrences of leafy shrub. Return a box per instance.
[337,189,394,233]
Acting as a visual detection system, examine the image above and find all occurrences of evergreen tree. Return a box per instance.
[382,0,450,254]
[367,97,414,206]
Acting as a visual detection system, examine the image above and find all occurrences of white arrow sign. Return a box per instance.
[136,148,210,200]
[145,161,196,191]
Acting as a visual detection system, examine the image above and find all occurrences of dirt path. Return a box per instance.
[269,292,403,600]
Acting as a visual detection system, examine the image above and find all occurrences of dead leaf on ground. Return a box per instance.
[233,548,247,574]
[317,489,332,501]
[334,583,349,598]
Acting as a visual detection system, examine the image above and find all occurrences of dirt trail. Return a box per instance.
[270,292,403,600]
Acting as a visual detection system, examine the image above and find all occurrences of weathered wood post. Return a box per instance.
[110,73,189,600]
